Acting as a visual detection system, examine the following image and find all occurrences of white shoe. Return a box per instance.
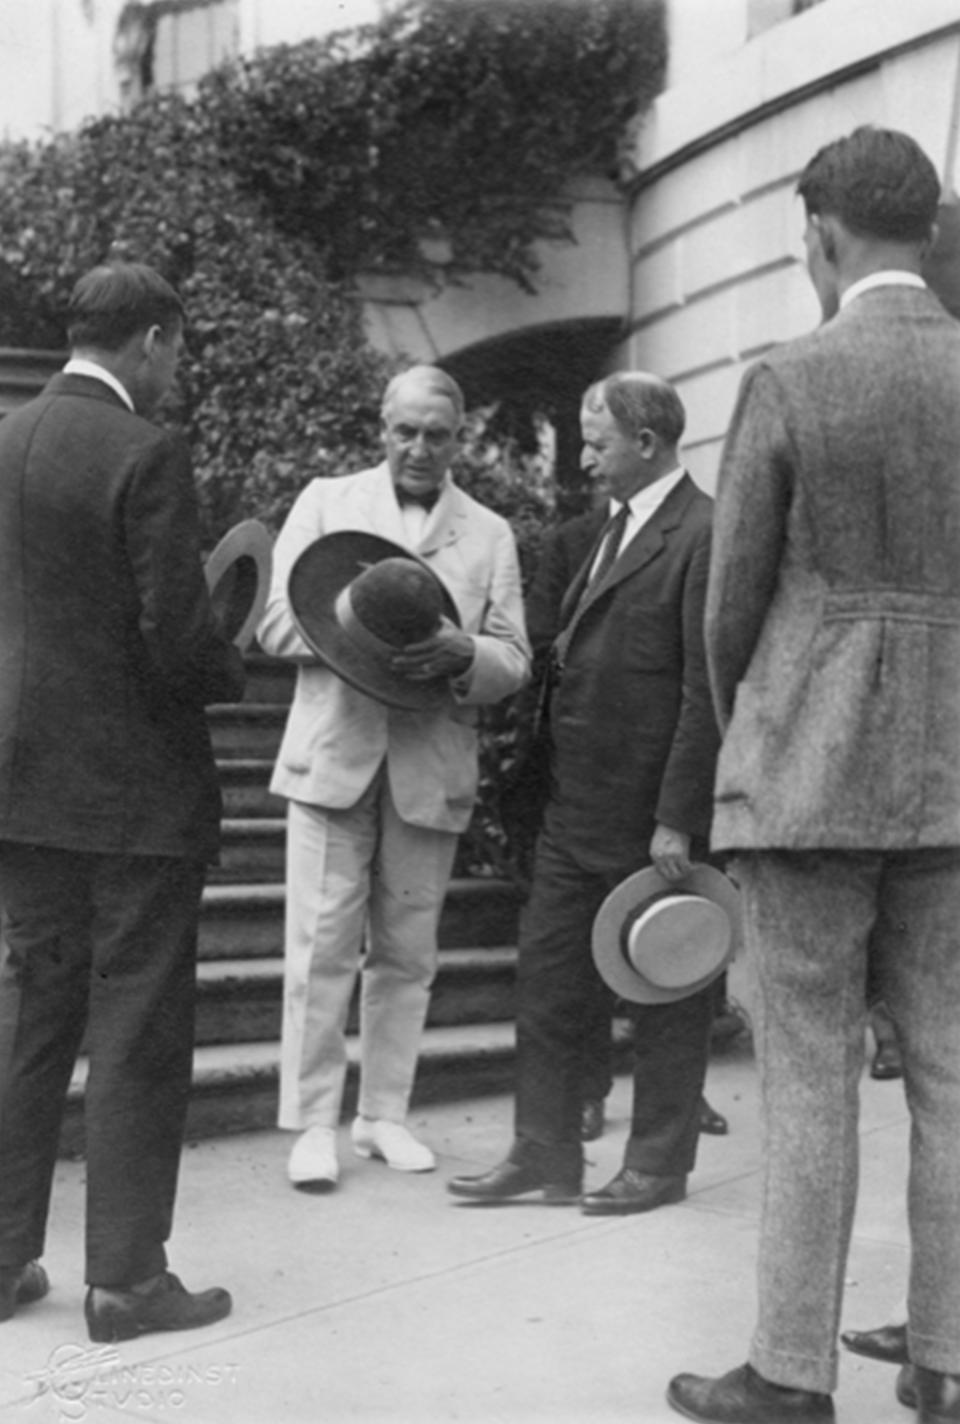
[350,1118,436,1173]
[288,1126,339,1190]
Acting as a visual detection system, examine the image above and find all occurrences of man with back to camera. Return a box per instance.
[448,370,722,1212]
[667,127,960,1424]
[258,364,530,1191]
[0,262,245,1341]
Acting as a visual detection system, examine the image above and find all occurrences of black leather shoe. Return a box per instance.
[667,1362,835,1422]
[840,1320,908,1364]
[85,1271,232,1342]
[913,1365,960,1422]
[581,1099,605,1141]
[581,1167,686,1216]
[871,1041,903,1080]
[0,1261,49,1322]
[699,1097,729,1135]
[447,1159,582,1204]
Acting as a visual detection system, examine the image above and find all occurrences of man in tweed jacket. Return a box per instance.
[668,129,960,1424]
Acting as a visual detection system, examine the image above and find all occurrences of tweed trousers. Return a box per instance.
[736,849,960,1393]
[278,768,458,1131]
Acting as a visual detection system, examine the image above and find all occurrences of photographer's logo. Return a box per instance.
[25,1344,238,1419]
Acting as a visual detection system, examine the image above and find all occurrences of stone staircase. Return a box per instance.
[62,652,528,1153]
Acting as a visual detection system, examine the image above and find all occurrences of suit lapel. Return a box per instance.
[562,475,697,636]
[559,510,607,627]
[359,463,407,545]
[418,480,467,556]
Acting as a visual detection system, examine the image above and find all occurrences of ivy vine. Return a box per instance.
[205,0,666,290]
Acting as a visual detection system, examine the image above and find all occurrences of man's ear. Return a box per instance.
[816,216,840,265]
[636,428,658,459]
[140,325,162,359]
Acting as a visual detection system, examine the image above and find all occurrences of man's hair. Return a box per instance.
[797,126,940,243]
[381,364,465,426]
[582,372,686,446]
[66,262,185,352]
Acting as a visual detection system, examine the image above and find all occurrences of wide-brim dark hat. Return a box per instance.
[288,530,461,711]
[204,519,273,651]
[592,863,741,1005]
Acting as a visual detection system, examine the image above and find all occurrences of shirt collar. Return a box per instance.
[611,465,685,520]
[840,271,926,310]
[63,357,135,412]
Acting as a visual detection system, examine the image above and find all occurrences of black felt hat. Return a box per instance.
[288,530,461,710]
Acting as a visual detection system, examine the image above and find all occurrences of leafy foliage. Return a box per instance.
[204,0,666,291]
[0,92,389,535]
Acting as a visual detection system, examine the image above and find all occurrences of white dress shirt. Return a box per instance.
[588,464,686,579]
[63,357,135,412]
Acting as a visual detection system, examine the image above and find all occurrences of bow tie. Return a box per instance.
[396,486,441,511]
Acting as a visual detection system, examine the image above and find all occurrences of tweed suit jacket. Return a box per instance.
[546,473,720,873]
[257,462,530,834]
[707,283,960,851]
[0,373,245,862]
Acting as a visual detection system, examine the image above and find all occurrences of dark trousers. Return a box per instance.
[0,842,205,1286]
[513,826,714,1177]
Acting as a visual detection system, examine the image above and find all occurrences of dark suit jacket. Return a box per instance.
[0,372,245,862]
[499,510,603,858]
[546,473,720,873]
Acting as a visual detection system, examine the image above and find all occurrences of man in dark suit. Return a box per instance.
[508,506,730,1143]
[449,371,721,1213]
[0,262,245,1341]
[667,128,960,1424]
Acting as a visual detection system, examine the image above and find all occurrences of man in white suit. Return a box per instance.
[258,365,530,1190]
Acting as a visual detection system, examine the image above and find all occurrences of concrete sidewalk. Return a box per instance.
[0,1031,912,1424]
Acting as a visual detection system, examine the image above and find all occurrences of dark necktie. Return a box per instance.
[585,501,630,592]
[552,502,631,673]
[397,487,440,511]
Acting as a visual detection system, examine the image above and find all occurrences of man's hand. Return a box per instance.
[390,616,474,682]
[650,823,693,881]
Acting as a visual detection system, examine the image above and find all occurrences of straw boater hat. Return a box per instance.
[204,519,273,651]
[287,530,462,711]
[592,863,741,1005]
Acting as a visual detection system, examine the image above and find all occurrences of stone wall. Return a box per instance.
[622,0,960,492]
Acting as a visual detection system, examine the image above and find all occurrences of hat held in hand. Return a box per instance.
[288,530,461,710]
[592,863,741,1004]
[204,519,273,651]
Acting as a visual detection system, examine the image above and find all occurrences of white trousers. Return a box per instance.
[278,768,458,1130]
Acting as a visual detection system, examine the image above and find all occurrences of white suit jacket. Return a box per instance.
[258,462,531,833]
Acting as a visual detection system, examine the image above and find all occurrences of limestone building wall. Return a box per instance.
[623,0,960,491]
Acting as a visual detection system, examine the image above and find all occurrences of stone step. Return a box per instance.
[60,1016,639,1152]
[0,348,62,418]
[193,947,518,1045]
[241,651,295,706]
[207,703,288,759]
[60,1022,522,1154]
[217,760,285,819]
[211,818,287,883]
[198,877,525,960]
